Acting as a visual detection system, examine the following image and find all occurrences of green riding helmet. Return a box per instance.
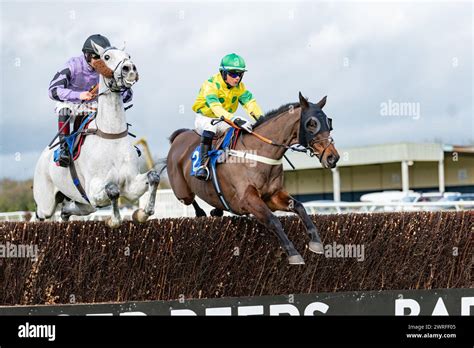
[219,53,247,72]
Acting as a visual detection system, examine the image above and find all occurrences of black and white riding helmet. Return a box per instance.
[82,34,111,54]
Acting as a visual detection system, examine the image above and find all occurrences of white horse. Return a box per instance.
[34,41,160,227]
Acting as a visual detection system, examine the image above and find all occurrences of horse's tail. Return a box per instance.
[169,128,190,144]
[154,157,168,175]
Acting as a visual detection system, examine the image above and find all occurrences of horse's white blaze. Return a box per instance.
[34,47,156,221]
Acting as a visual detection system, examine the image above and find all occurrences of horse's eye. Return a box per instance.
[104,55,110,61]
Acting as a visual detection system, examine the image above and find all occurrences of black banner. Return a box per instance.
[0,289,472,345]
[0,288,472,316]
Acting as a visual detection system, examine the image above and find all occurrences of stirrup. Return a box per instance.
[58,141,70,167]
[58,154,70,167]
[195,165,210,181]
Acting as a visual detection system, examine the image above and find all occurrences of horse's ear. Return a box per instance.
[299,92,309,109]
[91,40,105,56]
[119,41,126,51]
[316,96,327,109]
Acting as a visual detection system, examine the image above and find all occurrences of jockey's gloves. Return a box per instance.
[231,116,253,133]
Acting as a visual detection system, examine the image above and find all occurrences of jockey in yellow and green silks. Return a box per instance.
[192,53,264,180]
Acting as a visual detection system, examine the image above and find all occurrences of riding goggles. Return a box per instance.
[227,70,244,78]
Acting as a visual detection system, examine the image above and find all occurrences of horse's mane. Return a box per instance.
[253,102,300,128]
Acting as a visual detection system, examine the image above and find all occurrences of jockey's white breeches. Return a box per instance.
[194,114,230,136]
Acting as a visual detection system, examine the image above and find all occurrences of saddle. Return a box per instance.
[189,125,284,214]
[53,113,140,166]
[213,128,240,150]
[189,127,241,213]
[190,127,240,177]
[53,113,95,166]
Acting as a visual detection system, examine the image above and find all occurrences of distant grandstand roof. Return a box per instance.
[283,142,467,170]
[443,144,474,153]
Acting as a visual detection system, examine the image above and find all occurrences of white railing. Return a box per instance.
[0,212,31,222]
[303,201,474,214]
[0,210,135,222]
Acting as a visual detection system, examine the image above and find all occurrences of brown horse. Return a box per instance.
[167,93,340,264]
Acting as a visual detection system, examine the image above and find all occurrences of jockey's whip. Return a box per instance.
[89,84,99,97]
[48,118,71,148]
[220,116,274,144]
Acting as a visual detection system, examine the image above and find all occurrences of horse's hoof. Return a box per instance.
[288,254,305,265]
[105,217,121,229]
[132,208,149,223]
[309,241,324,254]
[147,171,161,185]
[210,208,223,217]
[195,210,206,218]
[60,213,70,222]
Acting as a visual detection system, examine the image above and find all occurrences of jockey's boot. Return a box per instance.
[57,113,71,168]
[195,130,215,181]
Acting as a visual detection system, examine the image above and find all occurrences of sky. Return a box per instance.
[0,0,472,179]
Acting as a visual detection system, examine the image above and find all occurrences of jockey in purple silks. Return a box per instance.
[48,34,133,167]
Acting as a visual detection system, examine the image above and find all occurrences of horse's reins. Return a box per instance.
[49,62,135,150]
[213,116,334,167]
[102,52,137,93]
[84,57,137,140]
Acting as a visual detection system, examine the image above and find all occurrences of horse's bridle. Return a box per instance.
[88,53,136,139]
[98,47,136,94]
[212,117,334,164]
[306,136,334,160]
[102,58,136,93]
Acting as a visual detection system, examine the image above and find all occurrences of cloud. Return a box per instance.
[0,1,472,180]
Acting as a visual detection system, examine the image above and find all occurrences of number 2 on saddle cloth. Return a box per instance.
[190,128,240,176]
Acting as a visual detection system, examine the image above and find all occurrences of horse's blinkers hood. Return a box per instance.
[298,106,332,148]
